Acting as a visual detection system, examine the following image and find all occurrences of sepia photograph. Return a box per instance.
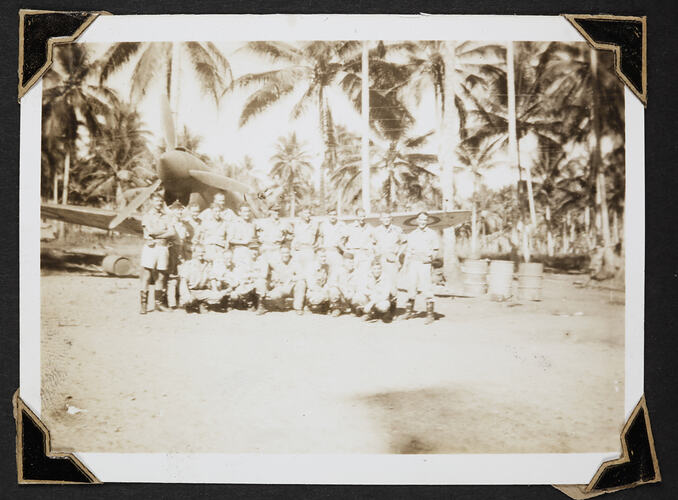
[19,14,644,484]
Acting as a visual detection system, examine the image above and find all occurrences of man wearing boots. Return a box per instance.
[402,211,439,324]
[139,193,175,314]
[319,208,347,283]
[372,213,404,297]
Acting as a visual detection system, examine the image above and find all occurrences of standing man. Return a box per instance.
[167,200,189,309]
[182,202,203,257]
[229,205,259,267]
[199,204,228,265]
[291,208,319,280]
[403,211,440,324]
[139,192,175,314]
[256,204,288,266]
[199,192,235,226]
[345,208,374,277]
[372,213,404,296]
[319,208,347,282]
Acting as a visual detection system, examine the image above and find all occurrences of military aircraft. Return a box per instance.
[41,95,471,245]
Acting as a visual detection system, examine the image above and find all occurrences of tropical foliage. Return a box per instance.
[41,40,626,269]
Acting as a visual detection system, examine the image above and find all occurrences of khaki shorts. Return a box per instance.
[141,244,169,271]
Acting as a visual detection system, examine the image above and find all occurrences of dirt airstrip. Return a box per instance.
[39,263,625,455]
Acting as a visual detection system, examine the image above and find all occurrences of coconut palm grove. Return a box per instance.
[41,40,625,275]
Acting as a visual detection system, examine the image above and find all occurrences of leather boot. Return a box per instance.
[403,298,416,320]
[424,301,435,325]
[140,291,148,315]
[154,290,169,312]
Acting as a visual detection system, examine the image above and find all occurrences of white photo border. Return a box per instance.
[20,13,644,484]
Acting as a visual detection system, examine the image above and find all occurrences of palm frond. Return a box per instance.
[99,42,142,84]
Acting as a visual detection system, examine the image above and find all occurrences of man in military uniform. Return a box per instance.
[304,251,331,314]
[166,200,190,309]
[319,208,347,283]
[199,203,228,265]
[256,246,306,315]
[228,248,268,310]
[182,202,203,257]
[372,213,404,297]
[199,192,235,226]
[345,208,374,277]
[402,211,440,324]
[328,252,362,317]
[256,205,289,266]
[229,205,259,267]
[139,192,176,314]
[177,246,213,313]
[359,259,396,322]
[291,208,319,280]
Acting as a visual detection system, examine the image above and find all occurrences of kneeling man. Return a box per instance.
[359,259,396,322]
[257,246,306,314]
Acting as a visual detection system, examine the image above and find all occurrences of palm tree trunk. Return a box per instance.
[53,172,59,203]
[61,150,71,205]
[289,181,296,217]
[439,41,460,285]
[590,47,612,249]
[546,204,554,257]
[361,41,371,214]
[612,209,620,244]
[318,88,329,215]
[506,41,532,262]
[470,169,479,259]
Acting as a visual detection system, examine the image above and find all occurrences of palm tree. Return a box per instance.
[457,136,504,258]
[42,43,113,205]
[386,41,506,278]
[79,97,156,207]
[270,133,314,217]
[98,41,232,125]
[235,41,364,214]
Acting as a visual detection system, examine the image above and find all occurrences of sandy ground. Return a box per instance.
[40,266,625,454]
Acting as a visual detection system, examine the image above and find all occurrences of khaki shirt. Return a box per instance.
[229,217,258,247]
[179,259,210,289]
[292,220,319,250]
[405,227,439,262]
[142,209,173,242]
[200,217,228,247]
[256,217,288,249]
[363,271,393,300]
[199,207,236,225]
[320,221,347,250]
[345,222,374,251]
[373,224,404,257]
[269,258,299,285]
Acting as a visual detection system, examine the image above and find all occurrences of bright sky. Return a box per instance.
[83,41,540,204]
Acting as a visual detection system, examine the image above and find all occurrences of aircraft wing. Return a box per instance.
[341,210,472,231]
[41,202,143,236]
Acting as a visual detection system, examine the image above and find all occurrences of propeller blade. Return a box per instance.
[188,170,252,195]
[108,179,162,230]
[160,94,176,150]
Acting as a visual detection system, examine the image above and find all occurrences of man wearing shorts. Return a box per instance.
[140,193,175,314]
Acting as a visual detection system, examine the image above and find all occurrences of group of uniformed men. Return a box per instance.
[139,191,440,324]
